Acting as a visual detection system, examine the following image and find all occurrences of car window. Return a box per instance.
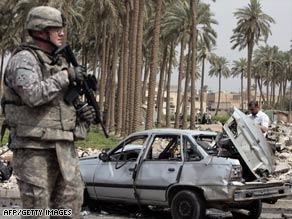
[184,136,202,161]
[147,135,181,161]
[109,135,148,161]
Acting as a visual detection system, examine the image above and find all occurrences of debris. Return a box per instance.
[76,147,101,158]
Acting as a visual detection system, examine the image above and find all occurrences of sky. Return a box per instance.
[194,0,292,93]
[3,1,292,94]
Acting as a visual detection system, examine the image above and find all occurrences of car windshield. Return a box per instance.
[109,135,148,161]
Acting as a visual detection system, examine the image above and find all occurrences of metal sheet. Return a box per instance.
[224,108,274,178]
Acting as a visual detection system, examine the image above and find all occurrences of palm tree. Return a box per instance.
[254,45,281,106]
[166,42,175,127]
[146,0,163,130]
[231,0,274,104]
[189,0,198,129]
[175,35,186,128]
[128,0,139,133]
[231,58,247,110]
[156,46,169,127]
[197,40,215,117]
[133,0,145,132]
[161,0,217,128]
[281,51,292,109]
[209,55,230,116]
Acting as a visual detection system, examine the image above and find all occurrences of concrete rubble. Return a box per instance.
[267,123,292,183]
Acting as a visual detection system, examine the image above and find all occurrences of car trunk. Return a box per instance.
[218,108,274,181]
[193,108,274,182]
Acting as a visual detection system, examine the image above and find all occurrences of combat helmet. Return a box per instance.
[25,6,66,31]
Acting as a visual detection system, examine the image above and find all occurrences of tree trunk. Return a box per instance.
[183,37,192,129]
[241,72,244,110]
[62,1,69,42]
[289,81,292,123]
[175,36,185,129]
[258,78,266,105]
[104,34,112,130]
[128,0,139,133]
[215,73,221,116]
[142,58,150,104]
[0,50,5,97]
[157,47,168,127]
[190,0,197,129]
[254,77,258,101]
[200,56,205,115]
[246,36,254,104]
[92,39,99,78]
[104,34,112,132]
[282,79,288,109]
[166,43,174,127]
[109,30,119,133]
[133,0,145,132]
[116,31,124,135]
[272,69,276,107]
[121,1,130,137]
[266,80,270,106]
[277,82,282,107]
[146,0,162,130]
[99,23,108,112]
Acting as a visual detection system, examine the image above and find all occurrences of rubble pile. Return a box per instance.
[267,124,292,183]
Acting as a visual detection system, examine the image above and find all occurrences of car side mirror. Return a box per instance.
[99,152,109,162]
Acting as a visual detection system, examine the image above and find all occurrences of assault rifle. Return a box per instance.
[54,43,109,138]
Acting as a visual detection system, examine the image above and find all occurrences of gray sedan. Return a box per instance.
[80,109,292,219]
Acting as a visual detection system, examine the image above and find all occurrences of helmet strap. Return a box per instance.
[28,30,58,53]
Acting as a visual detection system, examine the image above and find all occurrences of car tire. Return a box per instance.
[231,200,262,219]
[171,190,206,219]
[82,189,100,212]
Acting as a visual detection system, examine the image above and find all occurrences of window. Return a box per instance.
[109,135,148,161]
[184,136,202,161]
[147,135,181,161]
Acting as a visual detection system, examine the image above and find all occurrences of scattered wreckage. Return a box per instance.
[79,108,292,219]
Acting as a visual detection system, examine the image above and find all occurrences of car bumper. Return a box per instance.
[233,184,292,202]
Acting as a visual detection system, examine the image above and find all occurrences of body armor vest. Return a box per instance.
[2,45,76,144]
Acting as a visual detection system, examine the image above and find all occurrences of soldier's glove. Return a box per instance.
[67,65,86,84]
[78,104,96,123]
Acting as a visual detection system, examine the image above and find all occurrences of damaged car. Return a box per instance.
[80,108,292,219]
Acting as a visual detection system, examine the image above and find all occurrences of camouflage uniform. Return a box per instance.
[2,6,84,219]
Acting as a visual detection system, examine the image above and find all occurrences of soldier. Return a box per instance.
[2,6,95,218]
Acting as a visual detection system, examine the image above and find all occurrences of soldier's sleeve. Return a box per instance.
[7,50,69,107]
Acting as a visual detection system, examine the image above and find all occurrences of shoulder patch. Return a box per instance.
[15,68,34,87]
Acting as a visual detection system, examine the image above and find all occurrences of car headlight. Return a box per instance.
[230,165,242,181]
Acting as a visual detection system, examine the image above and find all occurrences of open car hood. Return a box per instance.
[223,108,274,178]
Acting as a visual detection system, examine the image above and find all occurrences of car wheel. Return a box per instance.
[231,200,262,219]
[82,189,100,212]
[171,190,206,219]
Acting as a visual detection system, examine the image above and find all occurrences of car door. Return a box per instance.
[93,134,149,201]
[134,134,183,202]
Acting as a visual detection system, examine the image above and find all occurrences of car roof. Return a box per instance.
[131,129,217,136]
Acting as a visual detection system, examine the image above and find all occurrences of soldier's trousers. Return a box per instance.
[12,142,84,219]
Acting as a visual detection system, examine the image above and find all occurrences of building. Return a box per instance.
[207,91,246,111]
